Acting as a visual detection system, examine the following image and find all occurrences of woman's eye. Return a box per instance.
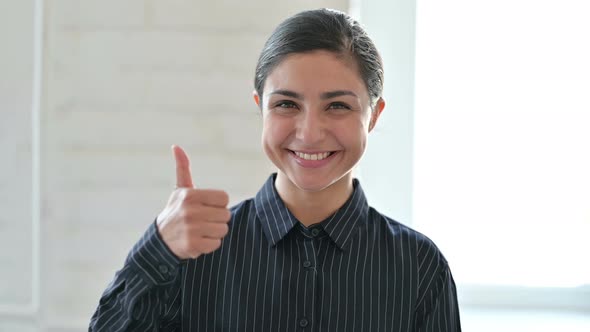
[275,100,297,109]
[328,102,351,111]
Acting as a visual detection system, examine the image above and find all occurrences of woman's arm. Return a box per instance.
[413,237,462,331]
[89,221,183,332]
[415,266,461,332]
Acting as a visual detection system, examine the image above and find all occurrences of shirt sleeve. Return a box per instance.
[89,220,183,332]
[415,266,462,331]
[414,238,462,332]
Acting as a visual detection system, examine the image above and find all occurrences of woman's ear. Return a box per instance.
[369,98,385,132]
[253,91,261,108]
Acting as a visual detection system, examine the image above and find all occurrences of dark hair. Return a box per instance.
[254,8,384,108]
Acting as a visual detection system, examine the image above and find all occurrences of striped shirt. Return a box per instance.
[89,173,461,331]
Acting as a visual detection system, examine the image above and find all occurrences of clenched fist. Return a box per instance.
[156,145,231,260]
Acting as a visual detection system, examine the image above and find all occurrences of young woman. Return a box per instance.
[90,8,461,332]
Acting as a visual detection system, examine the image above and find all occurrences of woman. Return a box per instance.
[90,8,461,332]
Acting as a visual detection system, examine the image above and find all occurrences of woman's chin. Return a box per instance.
[293,180,331,193]
[281,170,348,194]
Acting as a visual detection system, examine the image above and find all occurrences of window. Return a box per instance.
[357,1,590,327]
[413,0,590,290]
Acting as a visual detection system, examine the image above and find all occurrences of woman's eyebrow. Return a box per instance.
[269,90,303,99]
[269,90,358,100]
[320,90,358,99]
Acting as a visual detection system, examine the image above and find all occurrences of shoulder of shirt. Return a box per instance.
[229,198,251,213]
[226,197,255,224]
[368,206,449,268]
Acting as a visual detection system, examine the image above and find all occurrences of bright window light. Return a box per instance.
[414,0,590,287]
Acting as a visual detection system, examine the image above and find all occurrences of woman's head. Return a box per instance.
[254,8,384,108]
[254,9,386,194]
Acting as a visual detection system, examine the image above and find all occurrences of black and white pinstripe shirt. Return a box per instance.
[90,174,461,331]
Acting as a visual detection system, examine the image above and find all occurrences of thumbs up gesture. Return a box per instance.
[156,145,231,260]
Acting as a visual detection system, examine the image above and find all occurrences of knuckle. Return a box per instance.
[220,223,229,236]
[199,245,213,254]
[185,248,200,259]
[223,210,232,222]
[199,239,221,254]
[211,239,222,251]
[220,191,230,205]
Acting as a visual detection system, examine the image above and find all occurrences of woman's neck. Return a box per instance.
[275,172,354,227]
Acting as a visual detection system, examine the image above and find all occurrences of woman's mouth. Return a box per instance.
[292,151,333,161]
[288,150,338,168]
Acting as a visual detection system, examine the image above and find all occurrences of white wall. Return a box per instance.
[0,0,36,321]
[0,0,349,331]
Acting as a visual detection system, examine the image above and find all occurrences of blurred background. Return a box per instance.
[1,0,588,331]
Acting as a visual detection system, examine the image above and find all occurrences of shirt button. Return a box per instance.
[303,260,312,268]
[311,228,320,237]
[158,264,169,274]
[299,318,309,327]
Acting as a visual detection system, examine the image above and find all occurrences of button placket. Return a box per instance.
[300,239,318,329]
[158,264,169,274]
[299,317,309,327]
[310,228,320,237]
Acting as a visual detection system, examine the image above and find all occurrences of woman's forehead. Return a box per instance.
[263,51,367,99]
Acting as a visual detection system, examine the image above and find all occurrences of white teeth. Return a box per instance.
[294,151,331,160]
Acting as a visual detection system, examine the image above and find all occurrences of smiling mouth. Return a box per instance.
[288,150,335,161]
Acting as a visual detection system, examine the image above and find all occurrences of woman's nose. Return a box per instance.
[295,109,325,144]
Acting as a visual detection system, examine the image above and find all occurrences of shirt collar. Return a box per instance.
[254,174,298,247]
[321,178,370,250]
[254,173,370,250]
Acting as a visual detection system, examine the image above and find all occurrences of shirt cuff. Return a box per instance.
[125,219,181,285]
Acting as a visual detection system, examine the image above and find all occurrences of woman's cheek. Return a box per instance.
[266,115,292,141]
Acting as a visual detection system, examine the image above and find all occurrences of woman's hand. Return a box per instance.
[156,145,231,260]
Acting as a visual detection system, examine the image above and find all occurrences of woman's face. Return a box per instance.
[255,50,384,193]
